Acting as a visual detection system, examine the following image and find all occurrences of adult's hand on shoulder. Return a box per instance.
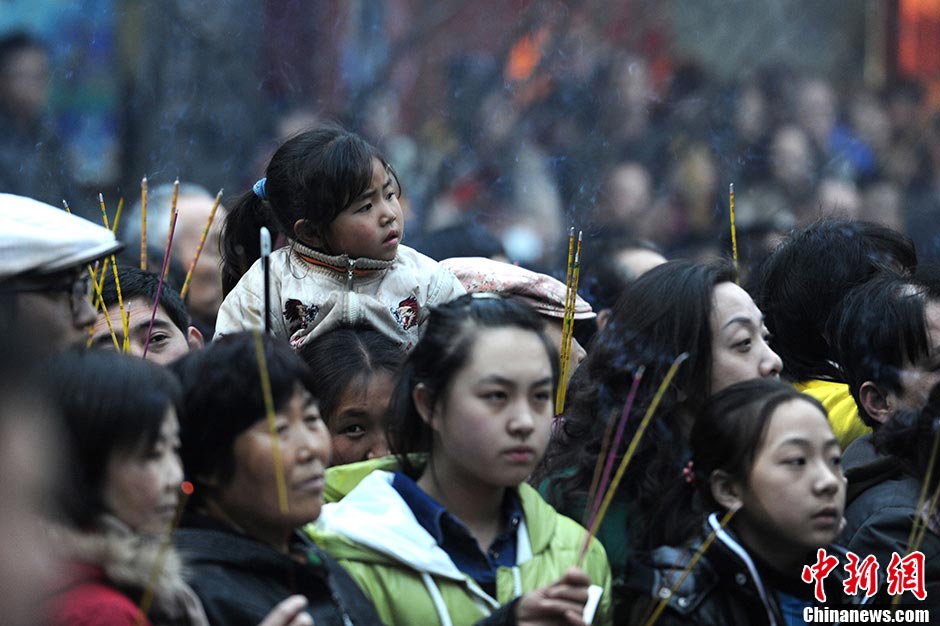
[516,567,591,626]
[258,595,313,626]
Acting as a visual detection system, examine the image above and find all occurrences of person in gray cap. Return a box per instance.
[0,193,122,353]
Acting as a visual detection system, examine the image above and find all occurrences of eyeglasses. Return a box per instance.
[1,272,93,319]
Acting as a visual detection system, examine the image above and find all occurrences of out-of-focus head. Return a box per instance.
[0,194,121,354]
[796,76,837,146]
[770,125,815,192]
[0,327,59,626]
[47,351,183,536]
[0,32,50,124]
[598,162,653,228]
[122,183,226,327]
[757,218,917,382]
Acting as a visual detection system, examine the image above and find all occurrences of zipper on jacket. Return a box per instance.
[346,258,355,289]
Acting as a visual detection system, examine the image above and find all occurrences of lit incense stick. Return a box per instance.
[141,177,149,270]
[729,183,739,284]
[180,189,223,299]
[253,330,289,513]
[583,367,645,532]
[142,180,180,358]
[137,481,194,625]
[578,353,689,565]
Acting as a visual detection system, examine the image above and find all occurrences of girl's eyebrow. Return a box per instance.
[352,178,394,203]
[775,436,839,449]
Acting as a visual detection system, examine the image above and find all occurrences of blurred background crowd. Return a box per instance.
[2,0,940,281]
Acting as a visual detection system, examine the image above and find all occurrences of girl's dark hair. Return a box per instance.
[388,294,559,477]
[540,259,736,550]
[298,326,404,424]
[690,379,826,516]
[48,351,182,529]
[171,333,316,505]
[220,125,399,294]
[757,218,916,382]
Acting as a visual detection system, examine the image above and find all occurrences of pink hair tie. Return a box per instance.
[682,460,695,484]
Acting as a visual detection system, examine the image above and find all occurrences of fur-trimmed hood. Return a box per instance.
[48,515,208,626]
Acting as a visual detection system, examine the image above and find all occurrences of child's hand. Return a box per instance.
[515,567,591,626]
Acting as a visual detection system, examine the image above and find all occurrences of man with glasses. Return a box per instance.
[0,193,121,354]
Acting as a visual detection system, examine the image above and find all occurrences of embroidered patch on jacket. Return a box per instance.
[391,296,420,330]
[283,298,320,334]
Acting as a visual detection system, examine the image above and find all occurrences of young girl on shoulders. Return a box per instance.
[627,378,862,625]
[216,125,464,350]
[310,294,612,626]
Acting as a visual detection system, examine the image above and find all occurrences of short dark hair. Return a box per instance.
[47,351,182,528]
[388,294,558,477]
[172,333,316,501]
[99,265,191,333]
[757,219,916,382]
[298,327,403,425]
[831,267,940,427]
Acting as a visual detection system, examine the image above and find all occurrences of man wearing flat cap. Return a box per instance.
[0,193,122,354]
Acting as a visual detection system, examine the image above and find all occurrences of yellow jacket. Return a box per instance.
[794,379,871,449]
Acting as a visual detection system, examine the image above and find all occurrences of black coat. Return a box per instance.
[622,514,864,626]
[175,515,386,626]
[839,434,940,609]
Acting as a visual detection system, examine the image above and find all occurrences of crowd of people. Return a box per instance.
[1,117,939,626]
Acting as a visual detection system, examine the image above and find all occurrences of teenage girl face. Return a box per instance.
[211,386,332,544]
[328,370,393,466]
[709,282,782,394]
[103,408,183,535]
[421,327,554,492]
[727,398,845,569]
[325,157,403,261]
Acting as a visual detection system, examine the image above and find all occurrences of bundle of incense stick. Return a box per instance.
[180,189,223,300]
[555,229,582,415]
[577,353,689,566]
[99,194,130,351]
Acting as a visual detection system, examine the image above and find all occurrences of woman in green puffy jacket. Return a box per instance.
[309,294,612,626]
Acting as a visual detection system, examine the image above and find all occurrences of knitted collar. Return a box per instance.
[292,240,396,275]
